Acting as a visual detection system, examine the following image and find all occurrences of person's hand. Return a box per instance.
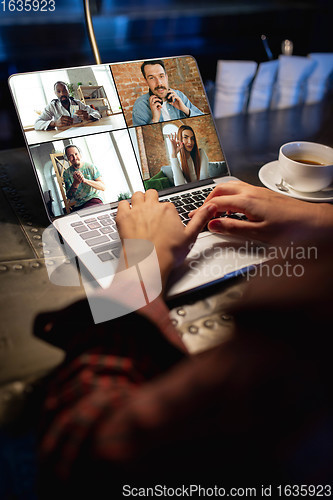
[73,171,84,185]
[167,90,189,115]
[76,110,89,121]
[167,133,183,158]
[189,180,331,243]
[149,94,162,123]
[54,116,73,128]
[116,189,216,288]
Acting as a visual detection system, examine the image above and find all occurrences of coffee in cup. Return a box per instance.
[278,141,333,192]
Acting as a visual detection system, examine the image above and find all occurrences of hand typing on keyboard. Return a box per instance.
[116,189,216,290]
[161,187,213,227]
[188,180,332,244]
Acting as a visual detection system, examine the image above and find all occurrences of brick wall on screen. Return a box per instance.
[135,127,150,180]
[111,61,144,127]
[141,124,168,177]
[186,115,225,163]
[141,115,224,179]
[111,57,210,127]
[167,58,209,118]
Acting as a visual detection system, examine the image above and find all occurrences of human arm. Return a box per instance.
[67,170,105,195]
[148,94,163,123]
[168,132,183,158]
[189,180,333,243]
[170,156,186,186]
[35,184,333,494]
[51,116,74,128]
[36,189,217,491]
[115,189,216,290]
[82,175,105,191]
[34,104,73,130]
[64,171,81,200]
[75,100,101,121]
[34,105,54,130]
[167,133,186,186]
[66,182,79,200]
[35,296,189,494]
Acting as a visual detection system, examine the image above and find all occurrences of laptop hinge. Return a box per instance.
[158,179,214,198]
[77,202,118,218]
[75,179,217,217]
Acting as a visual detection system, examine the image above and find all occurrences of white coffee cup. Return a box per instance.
[278,141,333,192]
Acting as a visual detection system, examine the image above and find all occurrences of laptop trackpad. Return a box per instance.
[166,232,266,298]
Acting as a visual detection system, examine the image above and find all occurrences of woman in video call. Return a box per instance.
[168,125,209,186]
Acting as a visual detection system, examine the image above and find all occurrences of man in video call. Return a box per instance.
[63,145,105,211]
[34,81,101,130]
[132,60,204,126]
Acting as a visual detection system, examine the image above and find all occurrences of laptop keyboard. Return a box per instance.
[161,187,214,224]
[71,213,121,263]
[70,186,246,264]
[162,187,247,223]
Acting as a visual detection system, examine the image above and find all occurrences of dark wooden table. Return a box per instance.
[1,97,332,387]
[216,96,333,185]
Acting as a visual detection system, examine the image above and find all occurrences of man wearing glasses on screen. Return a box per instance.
[34,81,101,131]
[132,60,203,126]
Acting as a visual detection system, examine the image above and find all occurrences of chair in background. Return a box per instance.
[213,60,257,118]
[247,60,279,113]
[270,55,316,109]
[213,52,333,118]
[49,153,76,214]
[304,53,333,104]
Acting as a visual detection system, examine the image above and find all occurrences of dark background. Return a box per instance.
[1,0,333,151]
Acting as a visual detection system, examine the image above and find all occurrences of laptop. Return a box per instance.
[8,55,264,299]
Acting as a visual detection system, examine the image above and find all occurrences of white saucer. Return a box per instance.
[258,160,333,202]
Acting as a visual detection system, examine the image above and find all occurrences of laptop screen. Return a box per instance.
[9,55,229,219]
